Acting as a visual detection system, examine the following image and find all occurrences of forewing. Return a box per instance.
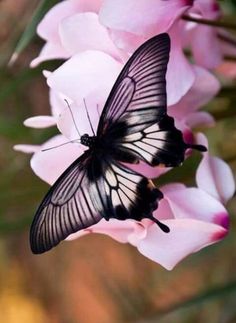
[97,33,187,167]
[30,151,103,254]
[97,33,170,134]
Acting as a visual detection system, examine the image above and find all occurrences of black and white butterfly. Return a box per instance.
[30,33,205,254]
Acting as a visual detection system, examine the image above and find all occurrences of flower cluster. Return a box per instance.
[15,0,235,270]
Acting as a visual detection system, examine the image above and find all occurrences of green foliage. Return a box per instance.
[10,0,58,63]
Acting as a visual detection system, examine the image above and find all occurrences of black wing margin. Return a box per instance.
[30,151,103,254]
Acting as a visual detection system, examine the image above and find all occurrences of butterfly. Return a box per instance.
[30,33,206,254]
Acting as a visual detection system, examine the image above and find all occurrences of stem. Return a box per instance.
[224,54,236,62]
[182,14,236,30]
[218,33,236,47]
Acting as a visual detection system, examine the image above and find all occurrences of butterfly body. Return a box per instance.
[30,33,205,254]
[80,133,96,148]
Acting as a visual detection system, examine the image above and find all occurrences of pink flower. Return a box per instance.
[31,0,198,104]
[66,134,233,270]
[15,50,234,268]
[168,65,220,130]
[30,0,121,67]
[182,0,223,69]
[15,0,235,267]
[99,0,193,38]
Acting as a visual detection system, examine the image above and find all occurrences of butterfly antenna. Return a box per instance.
[83,98,96,136]
[41,139,80,152]
[150,215,170,233]
[64,99,81,137]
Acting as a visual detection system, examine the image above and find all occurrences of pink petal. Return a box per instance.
[219,30,236,57]
[168,66,219,121]
[23,116,56,128]
[125,161,171,179]
[57,101,99,140]
[108,29,145,53]
[42,70,52,78]
[47,50,122,109]
[185,111,215,128]
[65,230,89,241]
[136,218,227,270]
[160,183,186,194]
[13,144,40,154]
[187,66,220,109]
[30,135,84,185]
[49,89,71,117]
[100,0,192,36]
[167,26,195,105]
[191,25,223,69]
[196,135,235,204]
[59,12,121,60]
[196,132,209,148]
[66,219,146,244]
[153,198,175,221]
[91,219,146,243]
[194,0,221,20]
[30,42,69,68]
[37,0,103,42]
[161,185,229,227]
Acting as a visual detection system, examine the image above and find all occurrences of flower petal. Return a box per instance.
[136,218,227,270]
[49,89,72,117]
[23,116,56,128]
[100,0,192,36]
[196,135,235,204]
[30,42,69,68]
[59,12,121,59]
[37,0,103,42]
[191,25,223,69]
[66,219,146,244]
[13,144,40,154]
[161,184,229,227]
[125,161,170,179]
[47,50,122,109]
[167,26,195,105]
[56,101,98,140]
[168,65,219,124]
[30,135,84,185]
[185,111,215,128]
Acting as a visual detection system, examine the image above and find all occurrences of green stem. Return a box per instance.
[182,14,236,30]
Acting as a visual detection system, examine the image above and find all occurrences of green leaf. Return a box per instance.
[0,68,40,103]
[9,0,58,64]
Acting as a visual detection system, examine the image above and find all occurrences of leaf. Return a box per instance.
[9,0,58,65]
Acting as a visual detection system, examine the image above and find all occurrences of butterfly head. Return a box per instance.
[80,134,96,148]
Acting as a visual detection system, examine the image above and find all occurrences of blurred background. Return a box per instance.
[0,1,236,322]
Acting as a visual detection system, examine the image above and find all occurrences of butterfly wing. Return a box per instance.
[30,150,165,254]
[30,151,103,254]
[97,33,187,167]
